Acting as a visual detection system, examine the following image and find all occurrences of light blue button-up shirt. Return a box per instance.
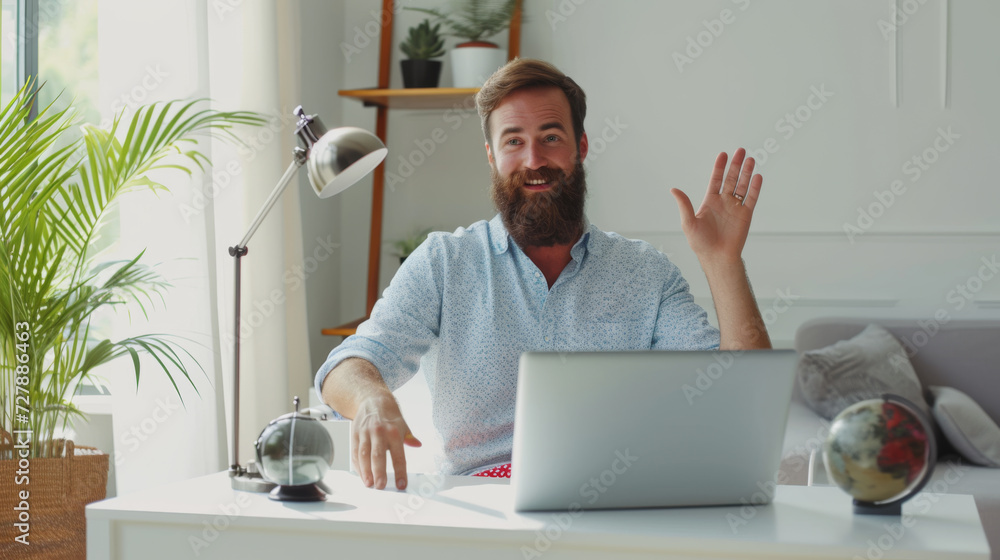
[315,214,720,475]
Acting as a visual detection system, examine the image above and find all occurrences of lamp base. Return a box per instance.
[230,461,277,493]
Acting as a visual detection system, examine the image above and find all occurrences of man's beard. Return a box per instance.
[490,161,587,249]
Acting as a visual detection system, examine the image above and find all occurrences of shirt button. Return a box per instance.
[544,336,551,342]
[534,271,541,278]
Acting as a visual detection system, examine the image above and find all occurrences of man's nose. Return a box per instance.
[523,142,547,170]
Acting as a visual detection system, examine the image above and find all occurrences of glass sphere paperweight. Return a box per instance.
[823,394,936,516]
[254,396,335,501]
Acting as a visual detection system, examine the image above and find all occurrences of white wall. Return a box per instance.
[304,0,1000,364]
[301,0,1000,470]
[298,0,347,393]
[545,0,1000,345]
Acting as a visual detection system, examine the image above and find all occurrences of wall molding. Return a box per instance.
[618,230,1000,239]
[893,0,901,107]
[695,297,900,308]
[941,0,951,109]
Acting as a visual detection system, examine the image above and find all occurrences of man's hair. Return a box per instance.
[476,58,587,149]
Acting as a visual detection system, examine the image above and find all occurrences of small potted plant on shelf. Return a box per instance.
[391,228,433,265]
[407,0,517,88]
[400,19,446,88]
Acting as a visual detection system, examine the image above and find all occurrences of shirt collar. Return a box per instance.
[489,213,602,258]
[489,214,510,254]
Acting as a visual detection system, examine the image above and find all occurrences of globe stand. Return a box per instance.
[853,499,903,517]
[268,480,333,502]
[230,460,278,493]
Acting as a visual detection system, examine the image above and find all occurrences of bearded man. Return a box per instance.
[315,59,771,491]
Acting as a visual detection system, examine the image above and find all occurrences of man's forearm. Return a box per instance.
[701,258,771,350]
[321,357,396,420]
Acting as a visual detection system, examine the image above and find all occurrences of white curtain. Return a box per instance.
[97,0,308,494]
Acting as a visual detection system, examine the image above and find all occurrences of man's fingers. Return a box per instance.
[722,148,746,196]
[734,156,756,198]
[351,424,363,483]
[670,188,695,229]
[744,173,763,210]
[404,432,423,447]
[706,152,728,195]
[388,433,410,490]
[370,428,389,490]
[356,433,374,488]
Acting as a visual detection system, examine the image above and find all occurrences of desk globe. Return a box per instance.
[255,397,334,501]
[823,394,936,515]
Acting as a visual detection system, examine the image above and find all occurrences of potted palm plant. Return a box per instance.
[400,19,446,88]
[407,0,517,88]
[0,82,262,556]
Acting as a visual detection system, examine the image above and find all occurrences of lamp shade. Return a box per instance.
[307,126,388,199]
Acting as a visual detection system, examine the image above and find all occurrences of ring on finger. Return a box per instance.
[733,193,744,201]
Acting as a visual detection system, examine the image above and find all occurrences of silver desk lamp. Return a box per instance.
[228,107,386,491]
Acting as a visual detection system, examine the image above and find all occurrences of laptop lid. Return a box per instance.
[511,350,798,512]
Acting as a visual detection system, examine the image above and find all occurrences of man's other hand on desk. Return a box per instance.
[353,394,422,490]
[321,357,422,491]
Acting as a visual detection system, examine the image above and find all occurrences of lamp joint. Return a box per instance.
[293,146,308,166]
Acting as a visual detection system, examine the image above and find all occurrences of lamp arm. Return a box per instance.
[237,149,307,249]
[227,148,305,479]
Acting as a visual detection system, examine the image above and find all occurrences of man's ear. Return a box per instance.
[577,132,589,164]
[485,142,494,165]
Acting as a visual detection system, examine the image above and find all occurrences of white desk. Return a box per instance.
[87,470,989,559]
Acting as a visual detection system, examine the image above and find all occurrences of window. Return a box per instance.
[36,0,99,138]
[0,0,99,128]
[2,0,109,394]
[1,0,20,106]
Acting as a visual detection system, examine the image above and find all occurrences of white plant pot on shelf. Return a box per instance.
[450,43,506,88]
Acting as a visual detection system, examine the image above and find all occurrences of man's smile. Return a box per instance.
[524,178,552,191]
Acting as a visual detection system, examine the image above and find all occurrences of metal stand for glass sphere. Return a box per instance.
[268,482,331,502]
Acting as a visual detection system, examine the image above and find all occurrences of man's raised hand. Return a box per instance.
[670,147,762,265]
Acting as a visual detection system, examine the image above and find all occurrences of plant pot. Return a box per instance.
[450,42,506,88]
[401,59,443,89]
[0,437,109,559]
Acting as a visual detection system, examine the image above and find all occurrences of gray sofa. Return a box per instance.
[778,317,1000,559]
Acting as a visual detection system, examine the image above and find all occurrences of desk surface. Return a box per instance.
[87,470,990,560]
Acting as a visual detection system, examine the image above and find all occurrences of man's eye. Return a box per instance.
[506,138,522,145]
[545,135,559,142]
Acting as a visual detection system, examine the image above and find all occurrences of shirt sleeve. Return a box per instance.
[650,258,721,350]
[314,236,444,412]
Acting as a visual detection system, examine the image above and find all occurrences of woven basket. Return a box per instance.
[0,431,109,560]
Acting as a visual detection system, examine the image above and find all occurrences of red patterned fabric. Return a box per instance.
[472,463,511,478]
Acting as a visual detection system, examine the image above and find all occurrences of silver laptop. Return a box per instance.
[511,350,798,511]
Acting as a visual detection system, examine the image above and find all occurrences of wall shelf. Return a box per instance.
[325,0,522,337]
[339,88,479,109]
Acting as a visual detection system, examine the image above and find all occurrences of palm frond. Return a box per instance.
[49,99,265,270]
[0,80,265,457]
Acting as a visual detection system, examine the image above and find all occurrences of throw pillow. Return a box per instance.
[930,386,1000,467]
[797,324,929,420]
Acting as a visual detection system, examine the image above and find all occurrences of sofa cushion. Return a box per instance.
[794,318,1000,424]
[931,386,1000,468]
[796,324,929,420]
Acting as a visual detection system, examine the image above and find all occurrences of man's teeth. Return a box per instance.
[526,179,547,185]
